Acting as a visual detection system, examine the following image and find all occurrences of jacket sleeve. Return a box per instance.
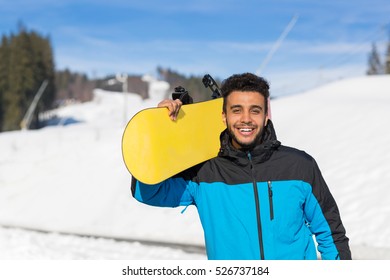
[304,158,352,260]
[131,176,195,208]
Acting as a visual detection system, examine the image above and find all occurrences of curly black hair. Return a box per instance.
[220,73,270,114]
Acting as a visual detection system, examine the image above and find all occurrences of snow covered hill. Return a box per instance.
[1,75,390,259]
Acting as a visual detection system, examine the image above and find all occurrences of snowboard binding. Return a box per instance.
[172,86,193,105]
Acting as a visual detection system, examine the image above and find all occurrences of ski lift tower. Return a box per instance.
[20,80,49,130]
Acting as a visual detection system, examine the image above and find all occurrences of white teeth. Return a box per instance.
[240,128,253,132]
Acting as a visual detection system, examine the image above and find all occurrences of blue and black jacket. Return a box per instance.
[131,120,351,260]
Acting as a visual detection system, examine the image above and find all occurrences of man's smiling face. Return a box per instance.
[222,91,268,150]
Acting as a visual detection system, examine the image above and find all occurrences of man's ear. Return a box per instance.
[222,111,227,125]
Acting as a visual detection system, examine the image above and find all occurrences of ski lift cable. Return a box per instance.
[256,14,299,76]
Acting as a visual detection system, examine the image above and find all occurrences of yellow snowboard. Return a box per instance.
[122,98,225,184]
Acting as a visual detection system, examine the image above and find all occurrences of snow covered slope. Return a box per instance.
[1,75,390,259]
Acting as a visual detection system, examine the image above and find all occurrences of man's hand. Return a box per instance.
[157,99,183,121]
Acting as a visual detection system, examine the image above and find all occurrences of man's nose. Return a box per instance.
[240,111,252,123]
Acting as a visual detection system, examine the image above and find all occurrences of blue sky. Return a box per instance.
[1,0,389,96]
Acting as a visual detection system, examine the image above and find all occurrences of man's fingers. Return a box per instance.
[157,99,182,120]
[171,99,182,120]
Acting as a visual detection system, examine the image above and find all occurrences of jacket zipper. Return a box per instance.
[268,181,274,220]
[247,152,265,260]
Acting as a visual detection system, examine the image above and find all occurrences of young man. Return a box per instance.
[131,73,351,260]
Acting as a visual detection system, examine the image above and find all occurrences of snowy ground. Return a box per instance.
[1,75,390,260]
[0,226,205,260]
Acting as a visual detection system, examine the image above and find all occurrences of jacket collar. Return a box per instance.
[218,119,281,165]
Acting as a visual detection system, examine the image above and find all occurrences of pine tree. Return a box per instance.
[385,40,390,74]
[2,29,35,130]
[29,31,56,127]
[367,42,382,75]
[0,36,9,131]
[0,27,55,131]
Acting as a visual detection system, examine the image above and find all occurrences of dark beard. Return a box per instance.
[226,123,265,151]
